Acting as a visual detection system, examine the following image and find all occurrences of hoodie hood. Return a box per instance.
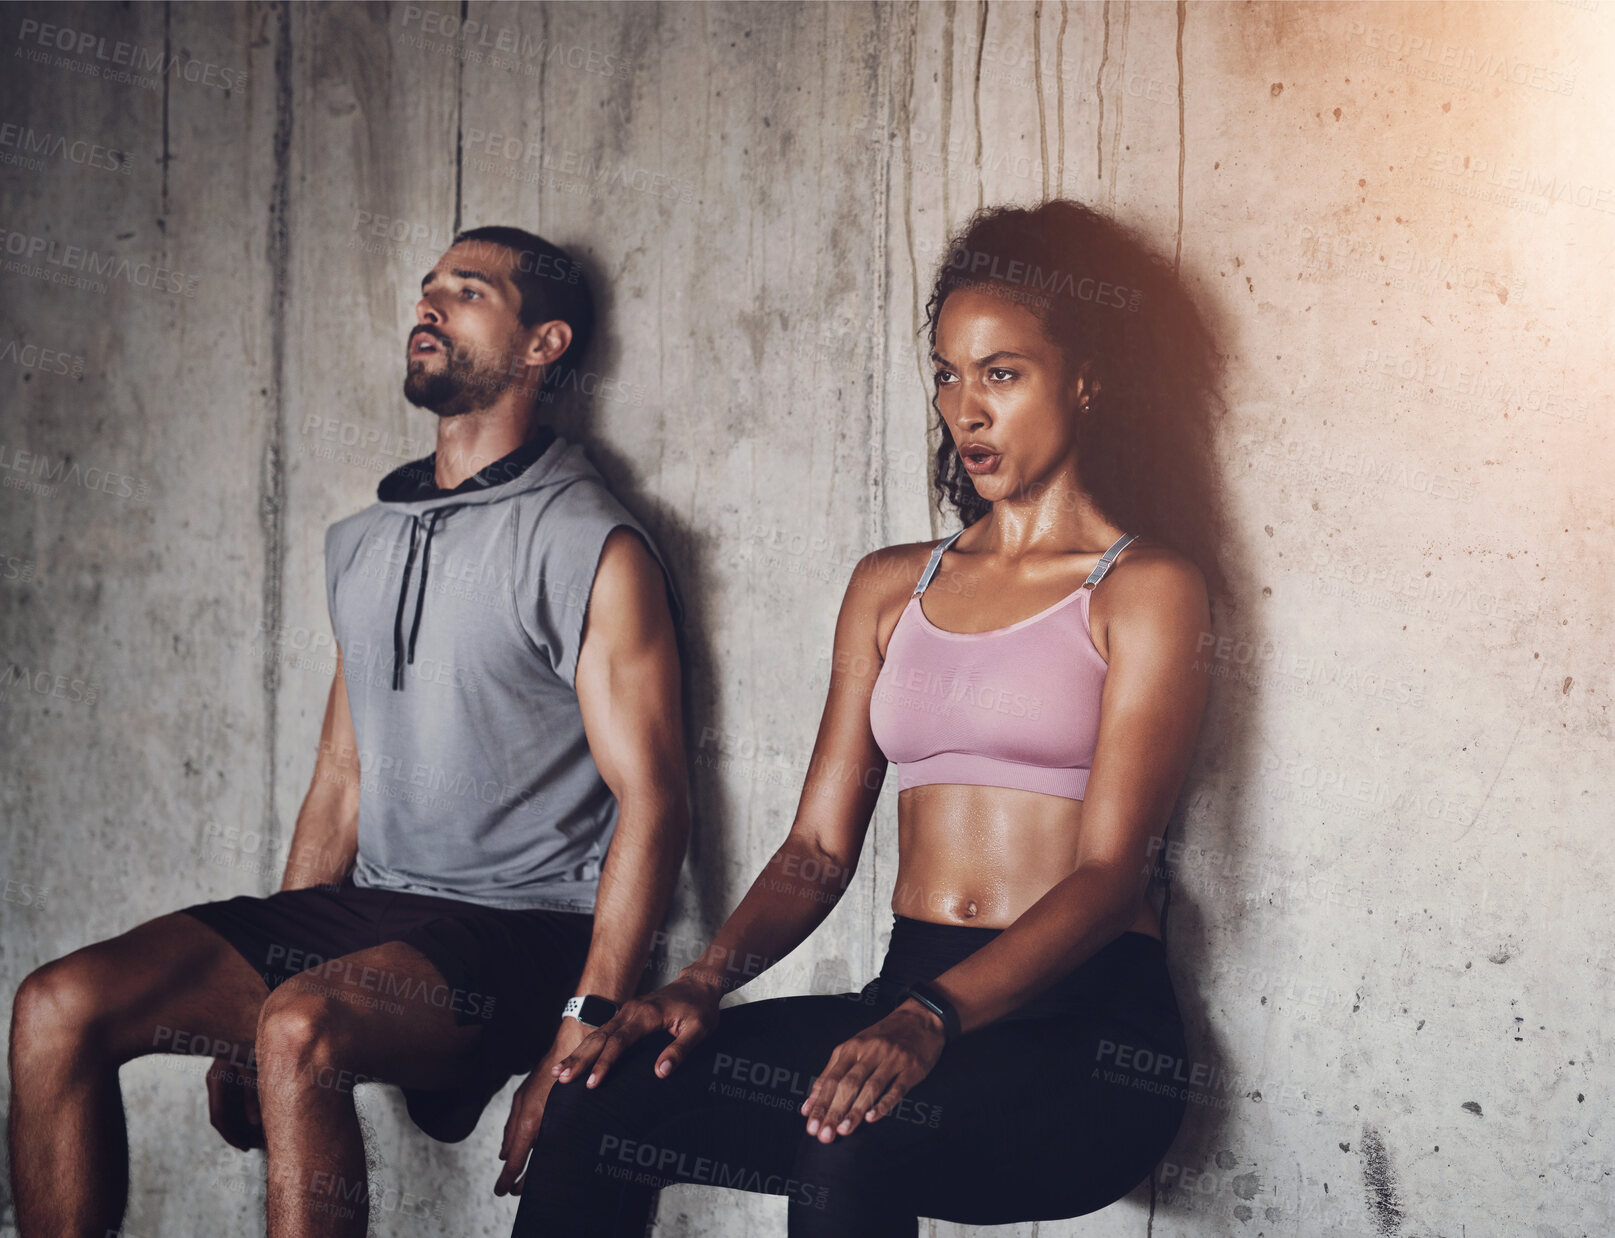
[375,425,561,509]
[372,430,606,689]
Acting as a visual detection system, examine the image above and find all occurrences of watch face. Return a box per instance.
[569,995,617,1026]
[579,995,618,1025]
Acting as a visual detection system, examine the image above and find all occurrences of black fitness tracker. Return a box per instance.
[562,994,620,1028]
[899,979,962,1042]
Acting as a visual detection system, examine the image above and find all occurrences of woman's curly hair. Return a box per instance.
[923,199,1231,606]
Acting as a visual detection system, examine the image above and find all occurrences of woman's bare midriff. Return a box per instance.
[890,782,1161,938]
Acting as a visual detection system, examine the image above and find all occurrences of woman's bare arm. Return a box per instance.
[675,547,916,995]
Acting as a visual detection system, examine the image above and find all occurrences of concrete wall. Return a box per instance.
[2,2,1610,1235]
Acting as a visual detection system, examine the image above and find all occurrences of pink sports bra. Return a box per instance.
[868,528,1138,801]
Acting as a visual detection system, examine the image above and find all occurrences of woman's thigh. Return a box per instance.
[533,989,1186,1231]
[535,988,886,1192]
[789,1008,1189,1228]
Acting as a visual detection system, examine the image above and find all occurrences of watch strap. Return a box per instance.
[899,978,962,1041]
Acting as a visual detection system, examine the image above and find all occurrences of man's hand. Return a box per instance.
[493,975,723,1197]
[205,1055,263,1151]
[493,1017,592,1197]
[799,1000,946,1143]
[553,974,722,1090]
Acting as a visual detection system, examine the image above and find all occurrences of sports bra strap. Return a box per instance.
[1083,532,1138,589]
[914,528,1136,596]
[912,528,966,596]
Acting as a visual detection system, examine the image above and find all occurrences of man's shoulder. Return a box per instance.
[510,468,648,550]
[324,501,389,556]
[518,462,626,513]
[511,463,682,627]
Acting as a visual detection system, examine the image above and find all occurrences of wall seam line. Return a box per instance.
[259,0,294,885]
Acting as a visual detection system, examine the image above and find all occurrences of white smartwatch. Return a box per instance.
[563,994,619,1027]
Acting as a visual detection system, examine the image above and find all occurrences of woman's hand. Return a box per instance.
[552,973,723,1090]
[800,999,946,1142]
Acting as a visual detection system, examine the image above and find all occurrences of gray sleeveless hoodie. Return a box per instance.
[324,433,681,913]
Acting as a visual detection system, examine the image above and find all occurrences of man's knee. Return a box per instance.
[11,956,112,1068]
[255,986,357,1096]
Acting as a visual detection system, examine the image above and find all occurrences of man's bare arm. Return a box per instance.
[280,643,360,891]
[492,528,691,1197]
[570,527,691,1007]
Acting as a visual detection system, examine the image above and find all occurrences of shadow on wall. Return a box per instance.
[1032,203,1261,1224]
[536,245,727,970]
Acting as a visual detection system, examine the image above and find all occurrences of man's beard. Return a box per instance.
[404,338,522,418]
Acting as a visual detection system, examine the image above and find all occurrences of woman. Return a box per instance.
[504,199,1229,1236]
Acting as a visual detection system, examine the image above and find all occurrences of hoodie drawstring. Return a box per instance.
[391,507,453,691]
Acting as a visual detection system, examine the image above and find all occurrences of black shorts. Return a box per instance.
[178,881,593,1142]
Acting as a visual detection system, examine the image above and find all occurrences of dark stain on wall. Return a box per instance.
[1359,1123,1405,1235]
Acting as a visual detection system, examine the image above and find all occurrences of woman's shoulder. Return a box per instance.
[848,537,946,592]
[1104,537,1210,617]
[839,535,949,610]
[1115,536,1204,579]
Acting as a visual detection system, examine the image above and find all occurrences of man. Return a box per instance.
[7,225,690,1237]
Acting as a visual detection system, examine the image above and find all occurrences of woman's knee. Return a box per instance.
[539,1031,678,1153]
[787,1131,917,1237]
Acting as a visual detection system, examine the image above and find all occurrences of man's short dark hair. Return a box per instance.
[451,225,594,395]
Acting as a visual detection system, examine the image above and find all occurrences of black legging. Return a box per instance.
[513,915,1189,1237]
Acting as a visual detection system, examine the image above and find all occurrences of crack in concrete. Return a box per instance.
[971,0,987,213]
[1174,0,1186,277]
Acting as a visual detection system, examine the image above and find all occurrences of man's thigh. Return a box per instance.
[261,941,485,1093]
[23,910,269,1064]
